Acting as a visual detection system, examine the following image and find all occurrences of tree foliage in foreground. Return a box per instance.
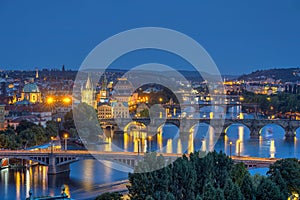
[128,151,299,200]
[95,192,123,200]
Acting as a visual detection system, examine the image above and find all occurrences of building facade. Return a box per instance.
[97,104,113,119]
[20,83,42,103]
[111,101,130,118]
[81,74,97,109]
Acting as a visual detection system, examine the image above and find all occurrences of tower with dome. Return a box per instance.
[20,82,42,104]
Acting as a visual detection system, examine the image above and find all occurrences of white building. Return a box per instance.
[111,101,130,118]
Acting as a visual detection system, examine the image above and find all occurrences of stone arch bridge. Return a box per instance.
[101,118,300,137]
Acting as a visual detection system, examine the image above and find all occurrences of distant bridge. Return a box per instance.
[0,150,280,174]
[101,118,300,137]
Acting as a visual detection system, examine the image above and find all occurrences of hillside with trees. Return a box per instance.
[238,68,300,82]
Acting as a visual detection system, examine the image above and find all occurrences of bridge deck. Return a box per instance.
[0,150,280,164]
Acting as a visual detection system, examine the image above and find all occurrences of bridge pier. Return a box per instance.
[285,128,296,138]
[47,154,70,175]
[48,164,70,175]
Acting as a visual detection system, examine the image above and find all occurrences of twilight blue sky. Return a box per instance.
[0,1,300,75]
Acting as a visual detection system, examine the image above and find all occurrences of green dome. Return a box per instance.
[23,83,40,93]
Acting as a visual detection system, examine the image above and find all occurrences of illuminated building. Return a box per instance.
[111,101,130,118]
[112,77,134,102]
[81,74,97,109]
[20,83,42,103]
[97,104,113,119]
[97,75,109,103]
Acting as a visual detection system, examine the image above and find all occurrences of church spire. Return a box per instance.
[85,73,93,89]
[35,68,39,79]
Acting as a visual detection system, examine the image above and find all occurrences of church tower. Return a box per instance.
[81,73,97,108]
[99,74,109,103]
[35,68,39,79]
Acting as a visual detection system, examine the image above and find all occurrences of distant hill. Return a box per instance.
[238,68,300,82]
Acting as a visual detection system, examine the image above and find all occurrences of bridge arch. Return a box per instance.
[157,122,180,139]
[157,121,180,133]
[123,121,147,134]
[223,123,251,141]
[259,124,285,139]
[189,122,213,137]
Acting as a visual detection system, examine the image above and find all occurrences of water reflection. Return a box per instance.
[16,171,20,199]
[270,139,276,158]
[2,123,300,199]
[99,123,300,160]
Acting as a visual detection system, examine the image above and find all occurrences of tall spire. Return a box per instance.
[85,73,93,89]
[35,68,39,79]
[101,74,107,90]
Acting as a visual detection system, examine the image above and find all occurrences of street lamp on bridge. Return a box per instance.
[63,133,68,151]
[50,136,55,153]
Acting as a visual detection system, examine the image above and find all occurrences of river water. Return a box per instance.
[1,121,300,200]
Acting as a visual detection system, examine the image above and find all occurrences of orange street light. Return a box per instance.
[47,97,54,104]
[63,133,69,151]
[62,97,71,104]
[50,136,55,153]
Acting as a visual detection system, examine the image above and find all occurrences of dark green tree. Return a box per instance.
[251,173,264,190]
[63,110,76,130]
[269,168,289,198]
[95,192,123,200]
[196,195,203,200]
[256,177,282,200]
[267,158,300,194]
[215,188,225,200]
[168,155,196,200]
[231,162,248,187]
[45,121,58,138]
[240,173,255,200]
[202,181,216,200]
[127,152,170,200]
[223,178,243,200]
[16,120,36,133]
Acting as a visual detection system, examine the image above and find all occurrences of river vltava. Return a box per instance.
[1,122,300,200]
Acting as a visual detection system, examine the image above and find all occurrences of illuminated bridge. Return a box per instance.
[101,118,300,137]
[0,150,280,174]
